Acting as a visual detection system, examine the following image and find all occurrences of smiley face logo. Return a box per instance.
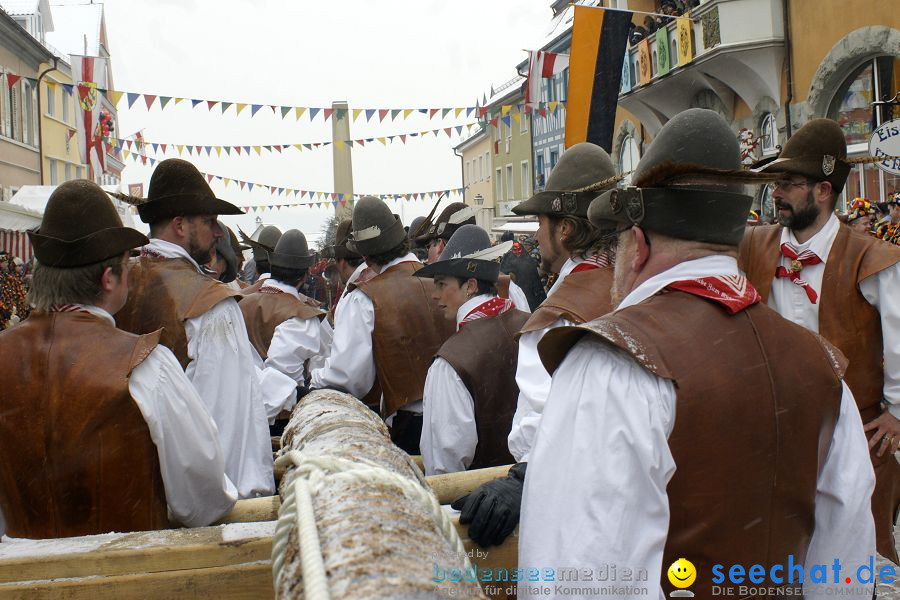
[667,558,696,589]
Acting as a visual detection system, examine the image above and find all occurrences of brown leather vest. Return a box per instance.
[0,311,169,538]
[115,256,240,369]
[436,308,529,469]
[496,274,510,299]
[540,292,844,599]
[519,266,614,335]
[739,222,900,561]
[355,261,454,417]
[239,287,324,359]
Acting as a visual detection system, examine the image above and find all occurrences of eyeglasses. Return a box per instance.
[766,179,815,194]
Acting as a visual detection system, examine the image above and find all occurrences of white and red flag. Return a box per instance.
[71,55,108,178]
[526,50,570,104]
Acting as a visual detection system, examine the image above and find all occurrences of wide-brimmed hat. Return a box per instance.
[268,229,316,270]
[212,221,238,283]
[415,224,511,283]
[513,143,620,218]
[28,180,149,268]
[137,158,243,223]
[588,108,763,246]
[758,118,851,193]
[240,225,282,262]
[347,196,407,255]
[322,219,361,260]
[415,202,477,243]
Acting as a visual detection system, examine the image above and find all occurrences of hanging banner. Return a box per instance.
[677,17,693,66]
[655,28,670,76]
[637,39,652,86]
[71,54,108,177]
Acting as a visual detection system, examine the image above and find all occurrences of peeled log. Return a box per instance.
[273,390,485,599]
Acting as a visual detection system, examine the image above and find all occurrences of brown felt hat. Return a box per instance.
[28,179,149,268]
[513,143,618,218]
[588,108,757,246]
[138,158,243,223]
[759,118,851,193]
[322,219,361,260]
[415,202,477,243]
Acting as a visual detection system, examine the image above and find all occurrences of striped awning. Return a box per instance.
[0,230,32,262]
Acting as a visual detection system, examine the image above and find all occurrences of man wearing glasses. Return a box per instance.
[740,118,900,564]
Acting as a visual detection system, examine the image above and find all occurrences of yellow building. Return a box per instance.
[610,0,899,210]
[39,60,87,185]
[455,124,494,232]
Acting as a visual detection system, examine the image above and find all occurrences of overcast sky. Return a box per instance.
[103,0,552,242]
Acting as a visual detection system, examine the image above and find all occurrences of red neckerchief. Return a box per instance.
[49,304,90,314]
[141,248,164,259]
[459,296,515,327]
[571,252,612,273]
[774,242,822,303]
[666,274,761,315]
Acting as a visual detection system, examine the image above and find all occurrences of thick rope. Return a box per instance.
[271,450,474,598]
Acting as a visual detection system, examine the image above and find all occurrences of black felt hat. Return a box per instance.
[28,179,149,268]
[415,202,477,244]
[347,196,407,255]
[415,224,512,283]
[267,229,316,269]
[137,158,243,224]
[322,219,361,260]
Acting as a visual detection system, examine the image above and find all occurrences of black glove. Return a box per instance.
[451,463,526,547]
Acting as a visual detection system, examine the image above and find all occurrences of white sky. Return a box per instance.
[103,0,552,242]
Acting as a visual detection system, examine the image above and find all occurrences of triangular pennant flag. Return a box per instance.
[539,107,548,118]
[151,143,159,153]
[215,146,222,157]
[353,108,363,121]
[248,183,254,191]
[403,108,414,119]
[127,93,141,108]
[207,100,218,110]
[206,174,214,183]
[323,108,334,121]
[293,143,302,151]
[176,144,184,155]
[224,146,231,156]
[251,104,263,117]
[6,74,21,87]
[443,127,452,137]
[549,101,559,114]
[378,109,389,122]
[346,140,354,147]
[186,145,194,155]
[455,125,463,135]
[442,108,452,118]
[159,96,173,110]
[501,105,511,116]
[281,106,291,119]
[524,103,534,114]
[107,90,123,106]
[273,145,282,153]
[236,103,248,116]
[221,102,232,113]
[400,134,407,143]
[191,99,203,108]
[389,109,400,121]
[204,146,212,156]
[501,116,511,127]
[378,137,387,146]
[239,181,246,190]
[143,94,157,110]
[253,146,261,155]
[429,108,440,119]
[466,107,475,117]
[356,139,365,147]
[309,107,321,120]
[224,178,231,186]
[454,107,464,118]
[512,112,521,123]
[126,140,133,150]
[365,109,376,122]
[269,105,277,114]
[295,107,307,120]
[489,117,499,128]
[123,149,130,160]
[61,83,74,95]
[174,97,185,105]
[234,146,241,155]
[161,144,167,153]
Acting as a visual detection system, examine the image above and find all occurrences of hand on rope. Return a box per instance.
[451,462,526,547]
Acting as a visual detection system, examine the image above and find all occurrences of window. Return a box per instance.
[48,159,58,185]
[521,161,530,198]
[61,87,70,123]
[477,155,483,181]
[23,80,35,146]
[64,162,72,181]
[619,135,641,184]
[671,38,679,67]
[550,149,560,172]
[466,161,471,184]
[46,83,56,118]
[506,165,514,201]
[484,152,490,180]
[495,168,503,201]
[520,111,528,134]
[536,153,545,190]
[759,113,777,156]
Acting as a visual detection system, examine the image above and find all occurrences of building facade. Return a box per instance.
[40,60,87,185]
[456,125,495,232]
[488,77,534,229]
[0,7,53,201]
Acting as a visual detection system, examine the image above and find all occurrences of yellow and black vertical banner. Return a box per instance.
[565,6,633,151]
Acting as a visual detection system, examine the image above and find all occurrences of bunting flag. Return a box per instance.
[656,28,670,77]
[526,50,570,104]
[677,16,694,66]
[564,5,632,151]
[71,54,109,177]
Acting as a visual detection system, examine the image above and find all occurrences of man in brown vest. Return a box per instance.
[116,158,283,499]
[414,224,528,476]
[240,229,324,430]
[519,109,875,599]
[741,118,900,563]
[310,196,453,453]
[0,180,236,538]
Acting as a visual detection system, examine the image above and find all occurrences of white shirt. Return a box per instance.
[310,261,368,371]
[506,280,532,314]
[145,239,275,498]
[310,253,424,414]
[768,214,900,417]
[420,294,494,475]
[0,305,238,536]
[507,256,585,462]
[260,279,323,385]
[519,256,876,600]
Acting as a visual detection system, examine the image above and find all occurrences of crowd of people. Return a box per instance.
[0,251,30,330]
[0,109,898,599]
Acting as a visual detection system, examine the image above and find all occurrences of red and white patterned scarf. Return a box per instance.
[571,252,612,273]
[666,274,761,315]
[459,296,515,327]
